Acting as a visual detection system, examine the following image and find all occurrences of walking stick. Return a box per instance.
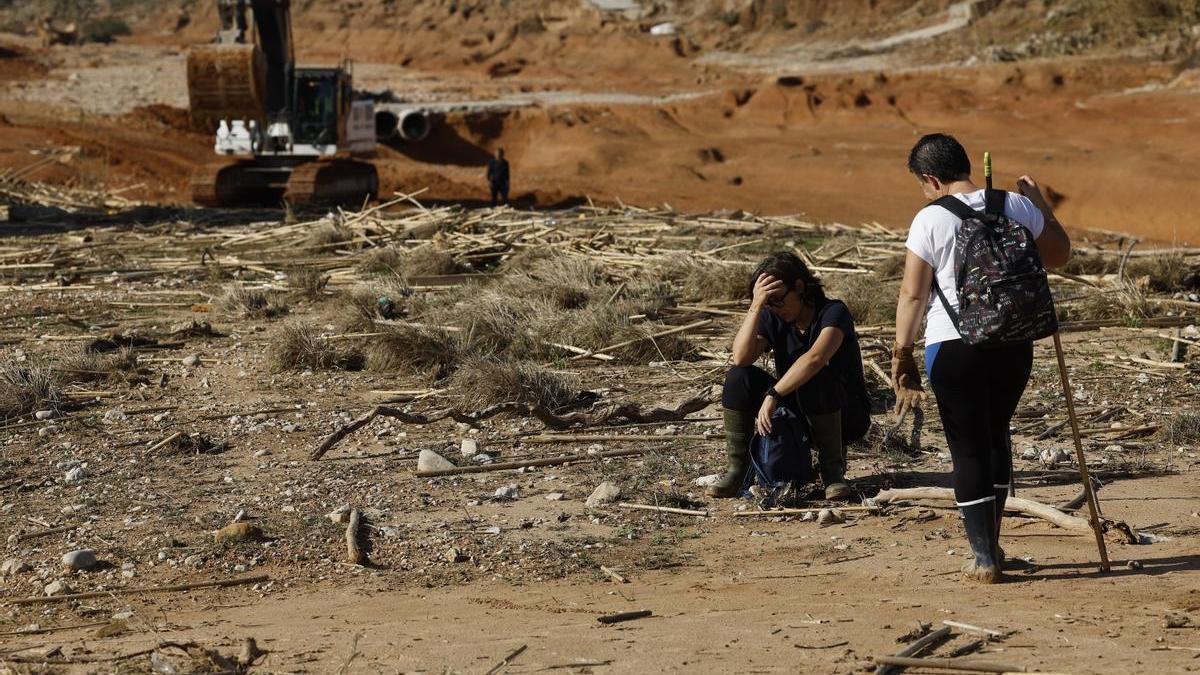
[1052,332,1112,572]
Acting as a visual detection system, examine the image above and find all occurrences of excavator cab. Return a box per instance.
[292,68,341,149]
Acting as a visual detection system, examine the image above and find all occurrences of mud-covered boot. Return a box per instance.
[707,408,753,498]
[810,410,851,501]
[959,499,1000,583]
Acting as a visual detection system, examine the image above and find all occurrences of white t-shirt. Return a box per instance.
[905,190,1046,345]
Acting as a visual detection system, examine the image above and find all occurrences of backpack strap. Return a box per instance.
[984,188,1007,216]
[928,196,978,332]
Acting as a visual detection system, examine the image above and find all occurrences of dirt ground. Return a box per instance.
[2,2,1200,673]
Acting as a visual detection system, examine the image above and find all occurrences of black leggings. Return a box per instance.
[927,340,1033,505]
[722,365,842,415]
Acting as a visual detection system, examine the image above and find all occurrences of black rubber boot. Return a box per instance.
[994,485,1008,565]
[810,410,851,501]
[959,499,1000,584]
[707,408,753,498]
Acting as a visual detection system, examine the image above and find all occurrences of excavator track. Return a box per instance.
[284,159,379,207]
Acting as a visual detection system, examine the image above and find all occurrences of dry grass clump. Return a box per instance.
[872,253,907,280]
[1056,282,1157,325]
[829,274,900,326]
[219,285,289,319]
[658,254,753,302]
[365,323,460,380]
[403,245,464,277]
[286,267,330,299]
[306,222,353,248]
[1125,254,1196,292]
[1161,411,1200,446]
[447,357,578,409]
[0,356,60,419]
[55,349,146,385]
[425,287,542,359]
[269,323,363,372]
[341,275,411,331]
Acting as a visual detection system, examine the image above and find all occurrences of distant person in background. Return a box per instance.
[487,148,510,207]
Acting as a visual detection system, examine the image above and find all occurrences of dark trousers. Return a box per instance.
[722,365,841,416]
[928,340,1033,505]
[490,182,509,207]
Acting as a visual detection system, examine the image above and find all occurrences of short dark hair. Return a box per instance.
[907,133,971,182]
[748,251,827,307]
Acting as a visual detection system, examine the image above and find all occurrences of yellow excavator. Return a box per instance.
[187,0,428,207]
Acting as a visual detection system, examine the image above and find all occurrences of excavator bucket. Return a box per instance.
[186,43,267,131]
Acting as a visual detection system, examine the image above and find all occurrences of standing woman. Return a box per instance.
[892,134,1071,583]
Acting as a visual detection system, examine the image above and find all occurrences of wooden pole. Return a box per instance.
[874,626,951,675]
[874,655,1029,673]
[1052,332,1111,572]
[7,574,269,605]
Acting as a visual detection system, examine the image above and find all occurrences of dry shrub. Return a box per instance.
[306,222,353,248]
[425,287,542,359]
[812,234,860,260]
[448,357,577,409]
[341,276,411,331]
[829,274,899,326]
[1056,282,1156,325]
[219,285,289,319]
[872,253,907,280]
[1061,252,1116,276]
[1161,412,1200,446]
[659,254,753,302]
[403,245,463,277]
[286,267,330,299]
[1125,254,1196,292]
[269,323,363,372]
[56,349,145,385]
[0,356,59,419]
[359,246,405,276]
[365,323,459,380]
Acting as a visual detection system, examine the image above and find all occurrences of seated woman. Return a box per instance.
[707,252,869,501]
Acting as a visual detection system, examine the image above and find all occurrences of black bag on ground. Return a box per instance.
[745,407,811,505]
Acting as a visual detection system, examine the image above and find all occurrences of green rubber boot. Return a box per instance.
[810,410,852,501]
[707,408,753,498]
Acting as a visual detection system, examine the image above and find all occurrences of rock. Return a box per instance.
[214,522,264,544]
[1126,560,1143,570]
[182,354,202,368]
[471,453,494,464]
[102,409,127,424]
[2,559,31,576]
[253,449,271,457]
[494,484,520,500]
[34,409,56,420]
[817,508,845,526]
[1103,444,1124,453]
[1164,613,1191,629]
[64,467,87,483]
[444,547,467,563]
[1039,447,1070,467]
[61,549,98,571]
[44,579,74,596]
[460,438,479,457]
[695,474,721,487]
[417,449,455,473]
[586,481,621,507]
[327,504,351,525]
[545,492,566,501]
[1020,446,1039,461]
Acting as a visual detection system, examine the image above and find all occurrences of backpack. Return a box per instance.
[744,407,812,506]
[932,190,1058,346]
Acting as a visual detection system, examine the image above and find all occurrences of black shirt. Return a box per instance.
[757,299,866,413]
[487,158,510,185]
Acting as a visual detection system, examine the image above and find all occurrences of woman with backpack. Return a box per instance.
[708,251,871,502]
[893,134,1072,583]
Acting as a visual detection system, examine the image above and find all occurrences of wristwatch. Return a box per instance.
[766,387,783,403]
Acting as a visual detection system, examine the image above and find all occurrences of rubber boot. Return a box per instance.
[810,410,851,501]
[959,499,1000,584]
[707,408,753,498]
[994,485,1008,566]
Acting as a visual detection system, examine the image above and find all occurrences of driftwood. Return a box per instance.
[875,626,952,675]
[311,391,715,460]
[416,448,644,478]
[734,506,878,518]
[346,508,367,565]
[870,487,1140,544]
[873,656,1046,673]
[7,574,269,606]
[597,609,653,625]
[617,502,709,517]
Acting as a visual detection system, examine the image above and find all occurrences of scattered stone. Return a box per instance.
[182,354,202,368]
[545,492,566,501]
[233,509,247,522]
[254,449,271,457]
[1103,444,1124,453]
[44,579,74,596]
[2,559,31,576]
[586,481,621,507]
[445,547,467,563]
[1039,447,1071,467]
[1164,613,1191,629]
[102,409,128,425]
[214,522,264,544]
[64,466,87,483]
[111,610,136,621]
[1126,560,1143,570]
[817,508,845,526]
[695,474,721,487]
[460,438,479,457]
[1020,446,1039,461]
[471,453,494,464]
[327,504,351,525]
[61,549,98,571]
[494,484,520,500]
[34,409,56,420]
[417,449,455,473]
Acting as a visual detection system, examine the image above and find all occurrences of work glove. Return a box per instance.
[891,344,926,419]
